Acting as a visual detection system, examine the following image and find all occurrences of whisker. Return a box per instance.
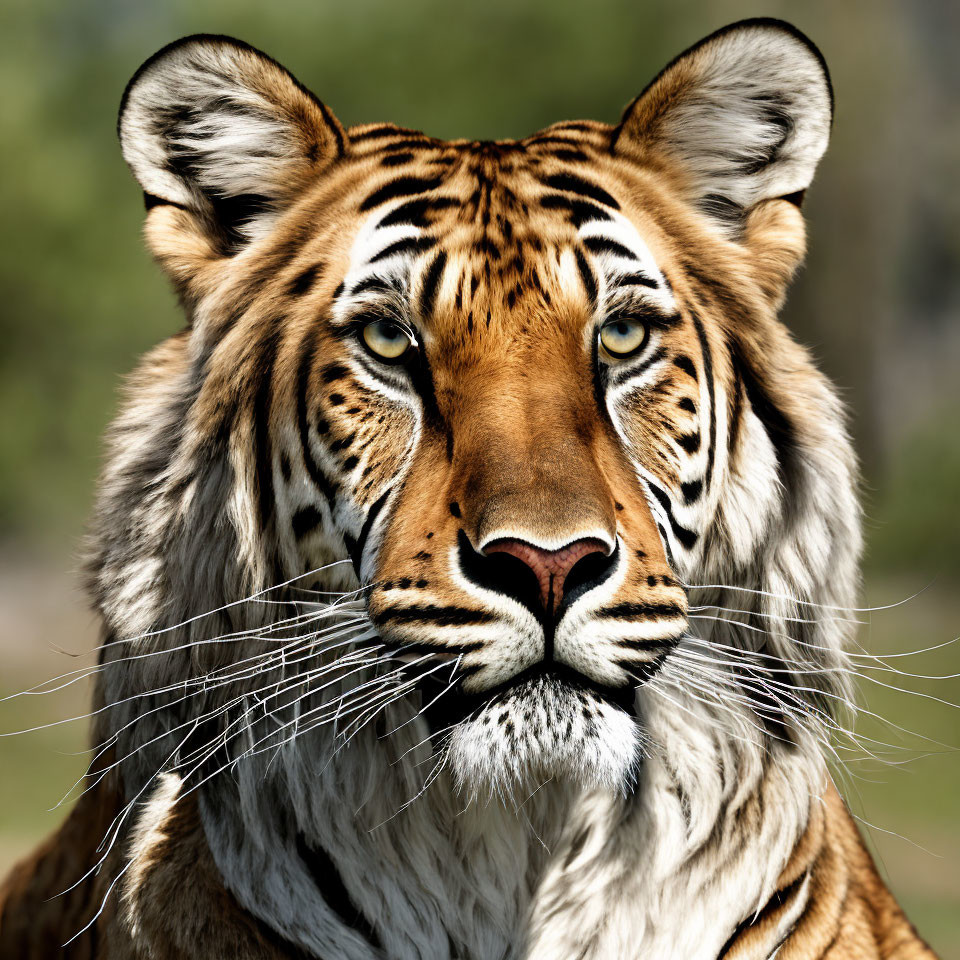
[57,630,384,807]
[673,643,956,754]
[689,601,864,626]
[681,580,932,614]
[101,559,355,646]
[4,616,376,739]
[0,603,364,704]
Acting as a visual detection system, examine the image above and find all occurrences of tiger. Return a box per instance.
[0,17,940,960]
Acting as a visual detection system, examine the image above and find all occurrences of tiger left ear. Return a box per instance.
[613,19,832,235]
[118,35,346,271]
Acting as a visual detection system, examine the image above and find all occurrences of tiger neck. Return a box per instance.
[196,691,824,960]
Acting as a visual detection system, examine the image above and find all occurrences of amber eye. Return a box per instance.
[599,317,648,358]
[361,318,415,362]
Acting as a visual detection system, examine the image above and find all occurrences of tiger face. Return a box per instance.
[103,21,853,799]
[320,141,703,789]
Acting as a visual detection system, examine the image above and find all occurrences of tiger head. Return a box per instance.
[92,21,858,806]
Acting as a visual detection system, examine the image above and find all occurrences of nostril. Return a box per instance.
[457,530,543,614]
[559,544,619,614]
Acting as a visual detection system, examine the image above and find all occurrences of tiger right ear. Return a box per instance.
[613,19,832,237]
[118,35,345,267]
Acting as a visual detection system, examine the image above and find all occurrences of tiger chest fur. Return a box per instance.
[0,18,938,960]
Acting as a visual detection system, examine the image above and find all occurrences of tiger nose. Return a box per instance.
[483,538,611,616]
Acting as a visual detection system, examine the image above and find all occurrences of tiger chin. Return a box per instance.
[0,18,940,960]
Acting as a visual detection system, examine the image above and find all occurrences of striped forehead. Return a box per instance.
[332,166,675,326]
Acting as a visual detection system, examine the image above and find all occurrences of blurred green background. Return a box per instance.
[1,0,958,953]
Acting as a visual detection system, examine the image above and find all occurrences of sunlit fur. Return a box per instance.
[0,19,939,960]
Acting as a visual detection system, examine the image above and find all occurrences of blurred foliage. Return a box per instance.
[864,409,960,575]
[0,0,958,955]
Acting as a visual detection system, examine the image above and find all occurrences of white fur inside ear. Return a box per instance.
[622,22,832,231]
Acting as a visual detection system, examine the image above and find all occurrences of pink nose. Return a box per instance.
[484,538,609,614]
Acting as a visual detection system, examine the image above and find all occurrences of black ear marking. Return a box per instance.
[143,192,179,211]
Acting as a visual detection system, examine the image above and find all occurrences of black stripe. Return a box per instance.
[553,148,589,162]
[370,235,436,263]
[730,349,798,490]
[591,333,613,427]
[574,247,597,307]
[377,196,459,229]
[143,192,178,211]
[647,481,699,549]
[252,332,280,534]
[287,263,322,297]
[690,312,716,488]
[317,101,345,157]
[381,152,414,167]
[292,504,324,540]
[551,121,601,133]
[583,236,638,261]
[329,432,355,453]
[349,275,395,298]
[673,354,697,379]
[716,871,809,960]
[420,250,447,318]
[296,836,381,949]
[617,651,670,681]
[478,238,501,261]
[619,272,658,289]
[359,175,445,212]
[526,135,583,147]
[321,363,350,384]
[295,329,337,506]
[540,172,620,209]
[616,637,681,652]
[373,605,494,627]
[539,194,612,227]
[351,124,422,141]
[377,138,436,151]
[599,602,685,620]
[680,479,703,503]
[625,345,667,379]
[677,432,701,453]
[657,523,675,567]
[379,639,484,657]
[343,488,392,576]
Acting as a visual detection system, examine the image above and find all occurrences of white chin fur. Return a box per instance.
[445,675,645,798]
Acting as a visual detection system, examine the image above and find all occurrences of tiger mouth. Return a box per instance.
[415,661,641,732]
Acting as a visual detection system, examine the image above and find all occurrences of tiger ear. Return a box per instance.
[613,19,832,235]
[118,35,346,263]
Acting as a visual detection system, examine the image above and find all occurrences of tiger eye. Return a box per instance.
[599,318,648,358]
[361,319,414,362]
